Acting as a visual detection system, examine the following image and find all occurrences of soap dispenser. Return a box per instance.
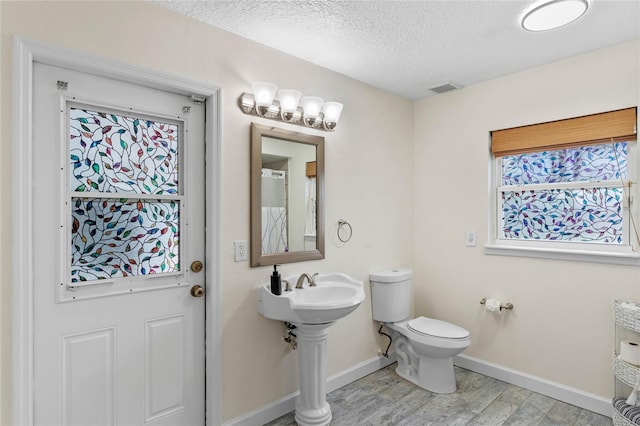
[270,265,282,295]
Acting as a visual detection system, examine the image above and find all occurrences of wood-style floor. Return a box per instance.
[265,363,611,425]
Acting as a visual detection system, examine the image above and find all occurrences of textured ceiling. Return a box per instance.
[153,0,640,100]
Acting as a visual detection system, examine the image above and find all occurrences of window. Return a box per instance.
[69,105,182,283]
[488,108,638,263]
[500,142,627,244]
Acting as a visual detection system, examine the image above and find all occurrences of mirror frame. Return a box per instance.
[250,123,325,267]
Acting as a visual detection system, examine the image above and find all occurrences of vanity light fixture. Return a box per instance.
[300,96,324,127]
[521,0,589,32]
[277,89,302,122]
[251,81,278,116]
[239,82,343,131]
[321,102,344,131]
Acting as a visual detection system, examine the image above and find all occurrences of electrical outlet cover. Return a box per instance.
[234,240,248,261]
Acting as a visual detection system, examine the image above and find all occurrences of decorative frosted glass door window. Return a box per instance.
[68,106,182,284]
[497,142,630,245]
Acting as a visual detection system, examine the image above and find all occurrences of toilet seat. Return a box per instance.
[407,316,469,340]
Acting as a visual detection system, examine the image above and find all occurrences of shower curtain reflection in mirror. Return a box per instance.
[261,168,288,254]
[304,176,317,250]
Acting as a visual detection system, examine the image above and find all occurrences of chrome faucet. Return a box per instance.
[295,273,319,289]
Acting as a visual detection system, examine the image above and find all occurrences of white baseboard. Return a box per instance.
[454,354,612,417]
[223,352,610,425]
[223,353,396,426]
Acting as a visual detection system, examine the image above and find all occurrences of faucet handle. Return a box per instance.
[310,273,319,287]
[283,280,291,292]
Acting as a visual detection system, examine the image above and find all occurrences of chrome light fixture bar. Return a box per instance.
[239,82,343,132]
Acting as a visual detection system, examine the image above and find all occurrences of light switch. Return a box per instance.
[466,231,477,247]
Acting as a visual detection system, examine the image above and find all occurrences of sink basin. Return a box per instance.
[257,273,365,324]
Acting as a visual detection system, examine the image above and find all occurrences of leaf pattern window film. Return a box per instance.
[69,107,181,283]
[71,198,180,282]
[499,143,628,244]
[502,142,627,186]
[501,188,623,243]
[70,108,179,194]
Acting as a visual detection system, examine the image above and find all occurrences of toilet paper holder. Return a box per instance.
[480,298,514,311]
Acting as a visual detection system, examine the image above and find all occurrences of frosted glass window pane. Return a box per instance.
[501,188,623,244]
[69,108,179,194]
[502,142,627,186]
[71,198,179,282]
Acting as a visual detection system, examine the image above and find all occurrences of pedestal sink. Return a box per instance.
[257,273,365,426]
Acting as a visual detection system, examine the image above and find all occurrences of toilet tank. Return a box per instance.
[369,268,413,322]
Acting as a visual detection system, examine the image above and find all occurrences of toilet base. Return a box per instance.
[396,355,457,393]
[390,329,459,394]
[385,319,468,394]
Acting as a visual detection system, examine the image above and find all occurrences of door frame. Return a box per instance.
[12,36,222,425]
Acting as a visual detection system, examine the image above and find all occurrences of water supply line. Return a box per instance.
[284,322,297,350]
[377,323,392,358]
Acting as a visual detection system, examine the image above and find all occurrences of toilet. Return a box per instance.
[370,268,470,393]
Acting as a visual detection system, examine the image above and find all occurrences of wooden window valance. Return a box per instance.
[491,107,637,157]
[306,161,316,178]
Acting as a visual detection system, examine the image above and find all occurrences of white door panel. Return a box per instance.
[33,63,205,425]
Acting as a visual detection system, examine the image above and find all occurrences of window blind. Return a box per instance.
[491,107,637,157]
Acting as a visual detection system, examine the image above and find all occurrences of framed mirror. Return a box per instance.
[250,123,325,267]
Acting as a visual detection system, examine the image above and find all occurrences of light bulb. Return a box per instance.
[300,96,324,126]
[321,102,343,130]
[251,82,277,116]
[277,89,302,122]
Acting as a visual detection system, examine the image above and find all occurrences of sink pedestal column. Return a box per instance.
[294,323,333,426]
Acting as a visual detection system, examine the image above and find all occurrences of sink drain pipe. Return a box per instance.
[284,322,298,350]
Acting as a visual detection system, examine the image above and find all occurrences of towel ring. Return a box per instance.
[337,220,352,243]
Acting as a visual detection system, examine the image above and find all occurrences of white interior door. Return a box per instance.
[32,62,206,425]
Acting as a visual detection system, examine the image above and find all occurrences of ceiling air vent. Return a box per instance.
[429,82,460,94]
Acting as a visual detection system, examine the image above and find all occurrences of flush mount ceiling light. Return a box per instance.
[521,0,589,32]
[239,82,343,131]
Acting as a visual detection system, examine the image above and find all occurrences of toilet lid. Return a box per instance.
[407,316,469,339]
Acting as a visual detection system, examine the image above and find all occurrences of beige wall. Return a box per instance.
[0,1,414,423]
[413,39,640,398]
